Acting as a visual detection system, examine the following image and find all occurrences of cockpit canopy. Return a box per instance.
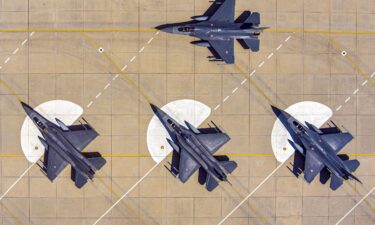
[292,121,306,133]
[33,117,46,130]
[178,26,195,32]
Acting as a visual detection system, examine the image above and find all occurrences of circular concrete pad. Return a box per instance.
[147,99,211,163]
[271,101,333,163]
[20,100,83,163]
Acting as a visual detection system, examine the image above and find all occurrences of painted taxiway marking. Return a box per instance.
[213,35,292,111]
[85,31,159,108]
[0,32,34,102]
[334,72,375,112]
[335,186,375,225]
[218,161,287,225]
[93,162,161,225]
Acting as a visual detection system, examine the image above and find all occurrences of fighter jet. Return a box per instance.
[21,102,106,188]
[151,104,237,191]
[155,0,268,64]
[271,105,361,190]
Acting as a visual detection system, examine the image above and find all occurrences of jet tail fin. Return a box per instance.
[330,174,344,191]
[82,152,106,170]
[238,38,260,52]
[344,159,360,172]
[220,160,237,174]
[71,168,88,189]
[205,174,219,192]
[87,156,106,171]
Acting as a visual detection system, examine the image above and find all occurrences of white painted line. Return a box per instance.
[267,53,274,59]
[104,83,110,90]
[276,44,283,50]
[241,79,247,85]
[371,72,375,78]
[223,96,229,102]
[156,31,160,35]
[362,80,368,86]
[87,101,93,108]
[21,39,28,46]
[148,37,154,44]
[250,70,256,76]
[115,74,120,79]
[258,61,265,68]
[30,32,35,37]
[130,56,136,62]
[285,36,291,42]
[0,162,36,202]
[0,66,2,70]
[335,186,375,225]
[12,48,19,55]
[95,92,102,99]
[4,57,10,64]
[139,47,145,53]
[336,105,342,111]
[92,162,161,225]
[232,87,238,94]
[121,65,128,71]
[218,161,286,225]
[353,89,359,95]
[344,97,351,103]
[214,104,221,111]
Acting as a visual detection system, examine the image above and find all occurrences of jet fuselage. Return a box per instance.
[172,123,228,182]
[163,22,262,41]
[23,103,96,180]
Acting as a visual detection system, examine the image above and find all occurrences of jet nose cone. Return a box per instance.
[155,25,174,33]
[150,103,161,114]
[21,101,33,115]
[271,105,282,117]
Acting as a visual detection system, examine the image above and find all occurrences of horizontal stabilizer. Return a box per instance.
[71,168,88,189]
[86,155,106,170]
[205,174,219,192]
[344,159,360,172]
[220,161,237,174]
[245,12,260,25]
[330,174,343,191]
[238,38,259,52]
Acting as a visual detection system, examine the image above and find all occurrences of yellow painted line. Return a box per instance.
[234,64,277,106]
[323,34,375,87]
[96,176,147,224]
[0,29,157,33]
[0,29,375,35]
[80,32,154,104]
[1,202,24,225]
[265,29,375,35]
[229,184,267,221]
[1,153,375,158]
[345,180,375,213]
[0,78,22,102]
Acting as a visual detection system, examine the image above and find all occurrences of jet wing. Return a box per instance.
[196,133,230,155]
[178,150,200,183]
[62,124,98,151]
[209,0,235,23]
[304,150,325,183]
[208,39,234,64]
[320,133,353,153]
[43,147,69,181]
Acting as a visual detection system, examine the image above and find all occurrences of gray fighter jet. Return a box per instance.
[155,0,268,64]
[271,105,361,190]
[151,104,237,191]
[21,102,106,188]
